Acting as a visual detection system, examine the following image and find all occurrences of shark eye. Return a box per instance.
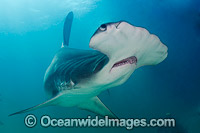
[99,24,107,31]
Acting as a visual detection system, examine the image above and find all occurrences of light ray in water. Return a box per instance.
[0,0,100,33]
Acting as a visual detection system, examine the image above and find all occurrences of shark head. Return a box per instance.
[90,21,168,86]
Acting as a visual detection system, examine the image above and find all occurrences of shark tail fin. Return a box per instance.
[62,11,74,47]
[9,96,58,116]
[78,96,118,119]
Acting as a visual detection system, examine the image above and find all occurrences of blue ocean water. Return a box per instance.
[0,0,200,132]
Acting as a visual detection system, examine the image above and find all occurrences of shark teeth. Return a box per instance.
[112,56,137,68]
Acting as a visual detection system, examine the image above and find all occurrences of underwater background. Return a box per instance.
[0,0,200,132]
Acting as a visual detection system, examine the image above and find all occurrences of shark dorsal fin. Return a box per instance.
[62,11,74,47]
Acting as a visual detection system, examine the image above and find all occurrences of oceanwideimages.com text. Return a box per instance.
[24,115,175,129]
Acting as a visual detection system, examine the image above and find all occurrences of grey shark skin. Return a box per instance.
[10,12,168,118]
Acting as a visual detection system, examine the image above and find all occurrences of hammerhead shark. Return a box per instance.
[10,12,168,118]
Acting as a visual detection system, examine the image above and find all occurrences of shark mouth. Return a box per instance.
[111,56,137,69]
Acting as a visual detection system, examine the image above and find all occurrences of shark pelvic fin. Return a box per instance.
[78,96,118,118]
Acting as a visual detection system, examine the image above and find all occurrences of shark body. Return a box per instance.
[10,12,168,118]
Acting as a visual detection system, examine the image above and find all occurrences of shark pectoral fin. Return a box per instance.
[9,95,59,116]
[78,96,118,118]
